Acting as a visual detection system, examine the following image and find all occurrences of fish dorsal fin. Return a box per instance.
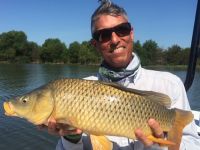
[90,135,113,150]
[100,81,171,108]
[143,91,171,108]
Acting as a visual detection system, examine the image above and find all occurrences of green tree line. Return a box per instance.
[0,30,199,66]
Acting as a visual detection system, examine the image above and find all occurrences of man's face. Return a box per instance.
[92,15,134,68]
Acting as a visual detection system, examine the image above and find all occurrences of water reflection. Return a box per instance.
[0,64,98,100]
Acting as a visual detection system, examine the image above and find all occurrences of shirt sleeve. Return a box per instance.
[55,137,83,150]
[55,135,93,150]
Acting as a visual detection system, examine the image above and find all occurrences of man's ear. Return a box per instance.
[130,28,134,41]
[90,39,101,54]
[90,39,97,47]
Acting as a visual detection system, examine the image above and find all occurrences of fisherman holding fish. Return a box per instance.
[3,0,200,150]
[50,1,200,149]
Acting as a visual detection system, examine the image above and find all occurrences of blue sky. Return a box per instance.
[0,0,197,48]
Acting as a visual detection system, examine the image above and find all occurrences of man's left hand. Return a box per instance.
[135,118,164,147]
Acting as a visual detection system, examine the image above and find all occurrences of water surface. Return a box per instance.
[0,64,199,149]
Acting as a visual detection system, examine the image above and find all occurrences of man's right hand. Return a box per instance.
[37,118,82,136]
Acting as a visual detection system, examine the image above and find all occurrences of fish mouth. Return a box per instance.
[3,102,17,116]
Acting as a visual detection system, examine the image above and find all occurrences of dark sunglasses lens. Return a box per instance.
[93,22,131,42]
[115,23,131,37]
[99,30,112,42]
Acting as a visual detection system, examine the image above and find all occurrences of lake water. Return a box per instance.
[0,64,199,150]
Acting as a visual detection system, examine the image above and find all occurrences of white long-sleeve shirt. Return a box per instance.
[56,66,200,150]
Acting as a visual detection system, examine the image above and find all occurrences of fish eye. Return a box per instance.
[21,97,28,103]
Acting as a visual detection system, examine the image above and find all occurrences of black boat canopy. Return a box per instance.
[184,0,200,91]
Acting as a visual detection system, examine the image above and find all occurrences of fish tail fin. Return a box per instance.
[90,135,113,150]
[168,108,193,150]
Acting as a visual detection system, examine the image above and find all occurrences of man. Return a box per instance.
[45,1,200,149]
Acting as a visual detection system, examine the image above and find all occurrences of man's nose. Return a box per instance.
[110,32,120,44]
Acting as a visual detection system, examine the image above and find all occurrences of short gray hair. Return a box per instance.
[91,0,128,34]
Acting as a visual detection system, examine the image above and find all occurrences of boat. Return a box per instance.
[185,0,200,135]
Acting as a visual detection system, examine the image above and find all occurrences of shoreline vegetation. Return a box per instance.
[0,30,200,67]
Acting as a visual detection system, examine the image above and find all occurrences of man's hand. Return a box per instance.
[135,118,164,147]
[37,118,82,136]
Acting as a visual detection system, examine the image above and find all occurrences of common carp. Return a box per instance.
[3,78,193,150]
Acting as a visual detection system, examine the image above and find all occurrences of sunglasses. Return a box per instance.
[92,22,132,43]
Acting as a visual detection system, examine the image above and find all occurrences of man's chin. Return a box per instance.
[109,60,128,68]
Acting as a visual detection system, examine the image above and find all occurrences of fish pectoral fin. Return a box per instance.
[90,135,113,150]
[147,135,175,146]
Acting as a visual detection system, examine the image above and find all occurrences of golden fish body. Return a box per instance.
[4,78,193,149]
[51,79,174,139]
